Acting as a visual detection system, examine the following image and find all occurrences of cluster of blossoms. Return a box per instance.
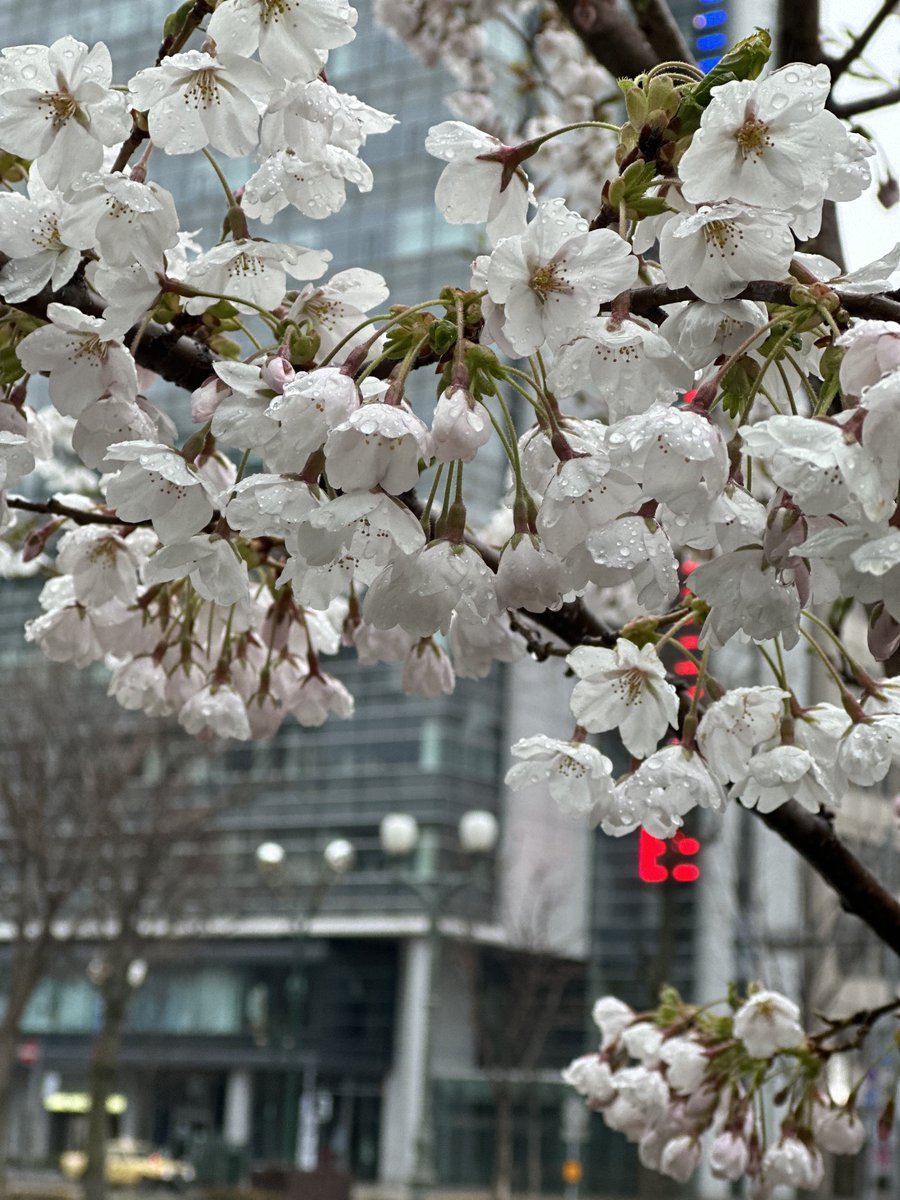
[564,987,874,1195]
[0,16,899,836]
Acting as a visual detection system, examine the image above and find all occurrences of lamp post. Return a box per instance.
[255,837,356,1170]
[379,809,500,1200]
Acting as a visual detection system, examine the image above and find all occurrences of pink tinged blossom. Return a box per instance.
[350,623,416,667]
[733,989,806,1057]
[288,673,354,727]
[485,197,638,356]
[108,657,172,718]
[710,1132,750,1181]
[104,441,215,543]
[401,638,456,697]
[208,0,358,81]
[128,50,276,157]
[324,403,432,495]
[431,386,491,463]
[179,684,252,741]
[505,735,616,820]
[0,38,130,189]
[566,640,678,760]
[16,303,137,418]
[425,120,531,244]
[142,535,250,608]
[25,602,105,668]
[658,202,795,304]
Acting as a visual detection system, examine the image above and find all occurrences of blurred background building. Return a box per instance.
[5,4,885,1200]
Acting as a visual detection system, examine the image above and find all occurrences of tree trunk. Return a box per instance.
[0,942,51,1189]
[493,1082,514,1200]
[83,987,129,1200]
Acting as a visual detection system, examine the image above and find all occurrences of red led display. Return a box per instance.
[638,829,701,884]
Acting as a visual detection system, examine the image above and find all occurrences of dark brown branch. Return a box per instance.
[831,84,900,119]
[628,0,696,67]
[776,0,821,67]
[626,280,900,322]
[758,802,900,958]
[552,0,660,78]
[5,496,135,528]
[825,0,900,84]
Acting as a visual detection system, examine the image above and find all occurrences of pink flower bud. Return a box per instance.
[261,355,296,393]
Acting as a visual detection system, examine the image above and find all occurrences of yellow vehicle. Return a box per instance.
[60,1138,196,1188]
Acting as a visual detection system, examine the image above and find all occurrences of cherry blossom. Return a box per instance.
[180,239,331,315]
[324,403,432,495]
[208,0,358,80]
[0,169,80,302]
[425,121,531,244]
[505,735,616,819]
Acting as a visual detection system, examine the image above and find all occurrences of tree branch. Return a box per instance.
[5,496,134,528]
[552,0,660,78]
[627,0,696,67]
[776,0,821,67]
[831,83,900,119]
[758,801,900,958]
[825,0,900,84]
[626,280,900,322]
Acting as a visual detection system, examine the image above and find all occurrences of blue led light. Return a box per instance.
[693,9,728,28]
[696,31,727,51]
[698,0,723,5]
[698,54,724,71]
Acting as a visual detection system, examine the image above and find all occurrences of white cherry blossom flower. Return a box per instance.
[448,612,526,679]
[813,1105,866,1155]
[660,1037,708,1094]
[266,367,360,468]
[741,415,893,523]
[562,1056,616,1104]
[616,745,725,839]
[324,402,432,494]
[607,405,729,515]
[622,1022,663,1065]
[108,657,172,718]
[179,684,251,741]
[709,1133,749,1181]
[485,198,638,356]
[431,386,491,463]
[61,174,179,273]
[0,403,50,488]
[288,268,389,359]
[180,239,330,315]
[505,734,616,819]
[208,0,358,80]
[425,120,531,244]
[548,316,694,419]
[837,319,900,396]
[762,1139,823,1190]
[222,474,318,538]
[288,672,355,727]
[586,516,679,612]
[734,745,836,814]
[592,996,634,1047]
[364,541,496,636]
[142,535,250,607]
[104,441,215,543]
[0,169,80,302]
[495,534,567,612]
[658,203,794,304]
[697,686,789,783]
[57,526,141,607]
[567,640,678,759]
[733,989,806,1057]
[401,638,456,697]
[688,548,801,649]
[660,299,769,370]
[16,304,137,417]
[128,50,275,157]
[25,602,105,668]
[72,393,163,472]
[0,38,130,189]
[659,1137,701,1185]
[204,361,280,454]
[679,63,864,222]
[243,145,375,223]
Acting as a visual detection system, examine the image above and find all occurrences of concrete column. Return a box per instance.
[224,1069,253,1147]
[378,938,431,1186]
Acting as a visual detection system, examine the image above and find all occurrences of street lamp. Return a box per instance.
[255,836,356,1171]
[379,810,500,1199]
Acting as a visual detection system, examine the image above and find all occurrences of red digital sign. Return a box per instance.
[638,829,701,884]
